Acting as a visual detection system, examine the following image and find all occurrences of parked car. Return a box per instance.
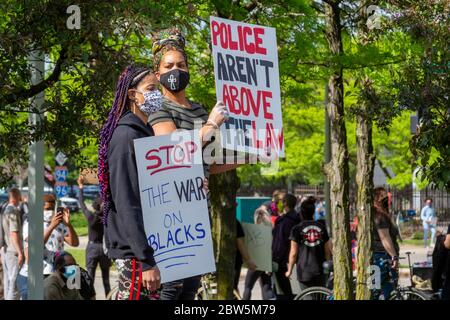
[59,196,80,213]
[20,185,54,198]
[0,188,8,204]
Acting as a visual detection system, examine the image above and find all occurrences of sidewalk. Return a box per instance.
[77,237,432,300]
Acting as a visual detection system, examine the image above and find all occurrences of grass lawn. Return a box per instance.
[66,248,87,269]
[65,248,117,272]
[70,211,88,237]
[402,238,424,246]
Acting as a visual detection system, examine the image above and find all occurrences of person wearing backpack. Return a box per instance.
[0,198,8,300]
[1,188,23,300]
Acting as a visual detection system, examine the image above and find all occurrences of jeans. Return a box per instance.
[423,222,436,248]
[242,270,275,300]
[372,252,397,299]
[160,275,201,300]
[2,249,19,300]
[234,263,242,292]
[86,243,111,296]
[16,274,27,300]
[273,262,293,299]
[298,274,325,291]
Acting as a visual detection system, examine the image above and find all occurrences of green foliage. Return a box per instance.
[0,0,183,185]
[0,0,447,192]
[373,111,414,188]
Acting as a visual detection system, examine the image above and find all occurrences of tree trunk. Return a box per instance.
[355,101,375,300]
[209,170,240,299]
[323,0,354,300]
[355,3,376,300]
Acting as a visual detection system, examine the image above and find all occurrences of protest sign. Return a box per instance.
[80,168,99,185]
[241,222,272,272]
[210,16,284,158]
[134,131,215,283]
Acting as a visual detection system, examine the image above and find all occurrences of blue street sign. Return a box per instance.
[55,166,68,182]
[55,184,68,198]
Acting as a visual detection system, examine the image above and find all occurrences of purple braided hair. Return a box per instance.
[98,65,151,224]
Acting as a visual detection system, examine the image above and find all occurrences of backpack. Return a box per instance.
[79,267,96,300]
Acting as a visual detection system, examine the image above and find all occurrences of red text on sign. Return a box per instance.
[222,84,273,120]
[211,20,267,55]
[145,141,197,175]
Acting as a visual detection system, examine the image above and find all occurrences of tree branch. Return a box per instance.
[377,158,393,180]
[2,47,68,105]
[344,59,404,69]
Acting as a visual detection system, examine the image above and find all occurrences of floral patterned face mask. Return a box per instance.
[137,89,163,116]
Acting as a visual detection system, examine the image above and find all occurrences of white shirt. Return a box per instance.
[43,211,68,275]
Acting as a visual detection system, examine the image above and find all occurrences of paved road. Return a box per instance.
[75,236,431,300]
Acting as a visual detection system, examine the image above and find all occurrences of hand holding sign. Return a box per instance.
[142,266,161,291]
[207,101,229,128]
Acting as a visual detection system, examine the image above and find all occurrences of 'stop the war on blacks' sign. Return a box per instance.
[134,132,216,283]
[210,16,285,158]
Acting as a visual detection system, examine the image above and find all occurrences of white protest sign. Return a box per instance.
[241,222,272,272]
[134,131,216,283]
[210,16,285,158]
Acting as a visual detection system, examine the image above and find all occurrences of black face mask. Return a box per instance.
[159,69,190,93]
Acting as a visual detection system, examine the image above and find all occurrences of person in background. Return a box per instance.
[16,215,29,300]
[272,194,300,300]
[371,187,399,299]
[314,197,326,226]
[44,251,83,300]
[18,194,28,227]
[286,196,332,291]
[43,194,79,277]
[77,175,111,297]
[234,219,257,298]
[1,188,23,300]
[431,226,449,298]
[242,204,277,300]
[256,190,285,227]
[421,198,437,249]
[442,224,450,300]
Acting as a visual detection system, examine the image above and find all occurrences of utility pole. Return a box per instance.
[28,50,45,300]
[324,85,332,236]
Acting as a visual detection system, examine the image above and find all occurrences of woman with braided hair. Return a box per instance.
[98,65,163,300]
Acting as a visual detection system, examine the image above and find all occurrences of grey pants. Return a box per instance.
[1,249,20,300]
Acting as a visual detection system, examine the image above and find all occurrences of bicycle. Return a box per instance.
[387,251,428,300]
[295,252,428,300]
[195,273,242,300]
[294,260,334,300]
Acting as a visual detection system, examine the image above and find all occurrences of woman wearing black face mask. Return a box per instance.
[150,28,242,175]
[148,28,243,301]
